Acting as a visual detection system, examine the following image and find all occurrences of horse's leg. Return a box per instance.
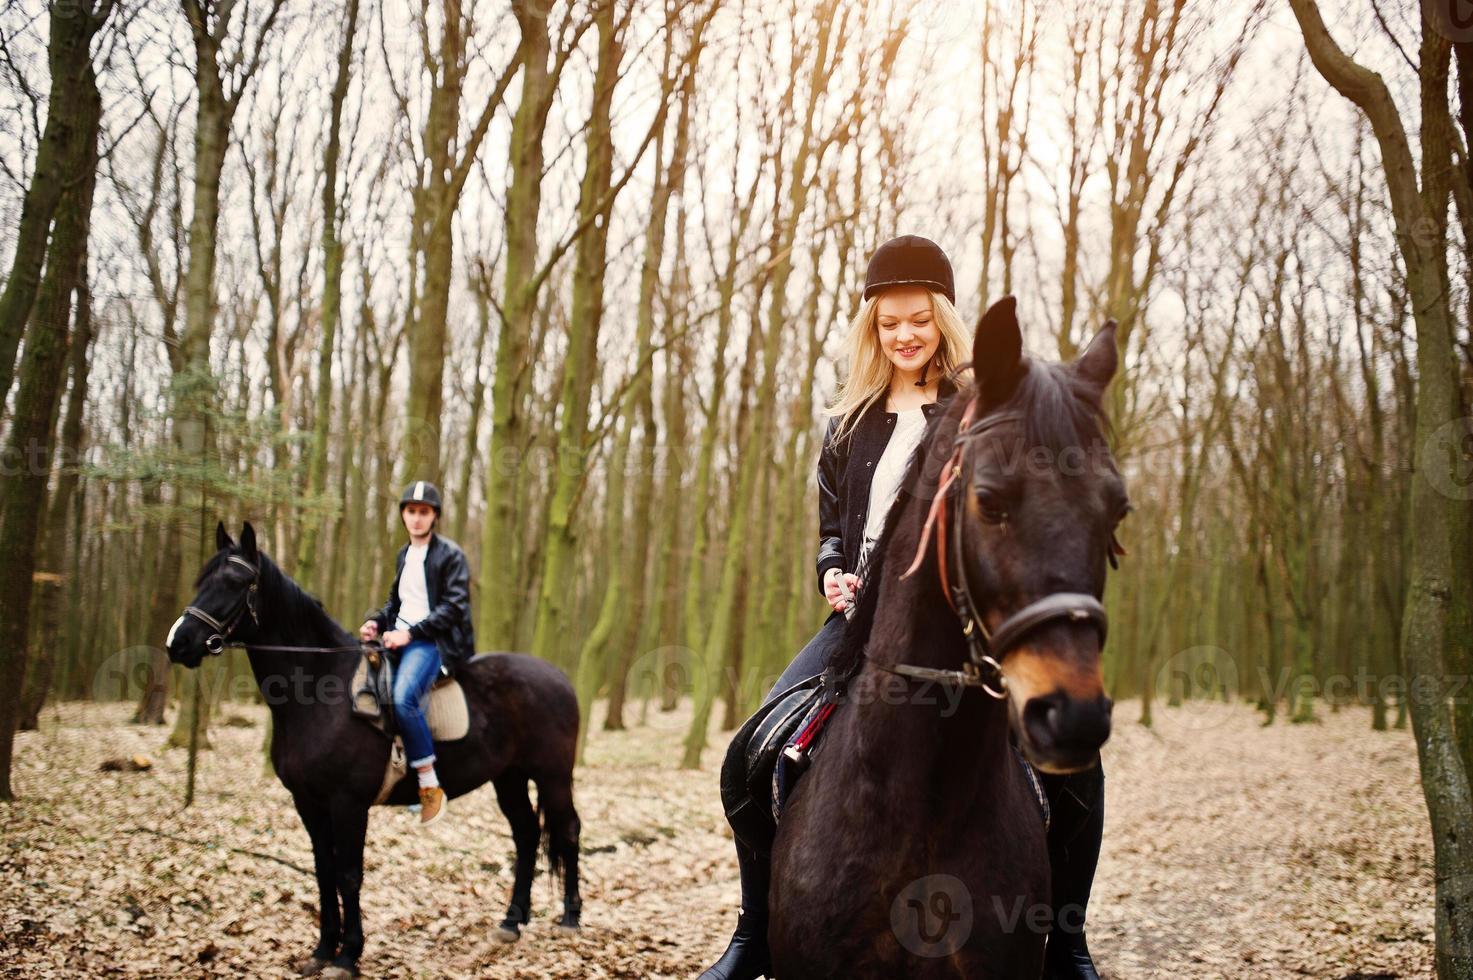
[322,800,369,978]
[535,772,582,930]
[293,797,339,975]
[493,771,539,942]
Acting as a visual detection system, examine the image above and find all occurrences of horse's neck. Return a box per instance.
[260,568,348,647]
[848,544,1018,809]
[244,565,355,697]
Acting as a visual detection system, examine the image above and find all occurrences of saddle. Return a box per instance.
[719,671,1053,855]
[350,646,471,805]
[720,672,833,856]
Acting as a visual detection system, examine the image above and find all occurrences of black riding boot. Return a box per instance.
[699,842,771,980]
[1041,761,1105,980]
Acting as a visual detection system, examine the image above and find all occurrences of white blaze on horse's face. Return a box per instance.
[165,614,185,649]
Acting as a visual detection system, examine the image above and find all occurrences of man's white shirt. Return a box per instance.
[394,542,431,630]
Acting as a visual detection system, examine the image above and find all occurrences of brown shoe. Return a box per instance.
[418,786,447,826]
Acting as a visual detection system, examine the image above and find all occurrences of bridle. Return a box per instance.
[183,555,261,654]
[893,402,1110,699]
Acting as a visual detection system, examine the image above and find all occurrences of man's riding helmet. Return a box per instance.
[399,480,443,514]
[863,235,955,305]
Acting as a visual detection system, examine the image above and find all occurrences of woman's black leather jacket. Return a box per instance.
[815,376,958,595]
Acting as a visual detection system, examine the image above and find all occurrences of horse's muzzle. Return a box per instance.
[165,622,206,669]
[166,642,204,669]
[1019,691,1113,773]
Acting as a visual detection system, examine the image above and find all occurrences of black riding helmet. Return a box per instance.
[863,235,955,305]
[399,480,443,514]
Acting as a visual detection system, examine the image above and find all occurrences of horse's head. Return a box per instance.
[947,296,1128,774]
[166,522,263,669]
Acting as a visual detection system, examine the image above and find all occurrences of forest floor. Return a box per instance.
[0,697,1432,979]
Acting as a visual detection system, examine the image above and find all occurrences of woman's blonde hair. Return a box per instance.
[824,289,972,445]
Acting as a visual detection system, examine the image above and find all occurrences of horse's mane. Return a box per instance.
[258,552,354,643]
[826,357,1110,680]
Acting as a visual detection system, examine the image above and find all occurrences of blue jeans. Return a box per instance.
[392,639,441,767]
[764,610,847,707]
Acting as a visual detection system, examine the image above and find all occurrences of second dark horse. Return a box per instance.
[168,523,582,978]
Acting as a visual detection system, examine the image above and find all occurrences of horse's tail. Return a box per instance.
[535,777,580,882]
[537,796,562,882]
[535,772,581,917]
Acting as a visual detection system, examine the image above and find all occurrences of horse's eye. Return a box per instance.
[976,488,1008,525]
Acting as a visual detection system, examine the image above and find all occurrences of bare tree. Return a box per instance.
[0,0,113,800]
[294,0,362,587]
[167,0,287,752]
[1288,2,1473,972]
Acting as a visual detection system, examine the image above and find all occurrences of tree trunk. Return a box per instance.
[21,245,98,731]
[452,271,494,544]
[480,1,555,650]
[683,3,842,767]
[0,11,104,796]
[0,3,110,404]
[648,264,692,714]
[530,3,622,665]
[167,0,284,752]
[295,0,360,587]
[166,104,229,751]
[583,48,695,740]
[681,244,742,657]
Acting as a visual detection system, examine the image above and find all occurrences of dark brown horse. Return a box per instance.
[167,524,582,978]
[768,297,1128,978]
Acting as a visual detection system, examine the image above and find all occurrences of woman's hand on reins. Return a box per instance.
[824,568,861,613]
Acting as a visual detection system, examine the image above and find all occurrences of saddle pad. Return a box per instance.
[424,679,469,741]
[349,655,470,742]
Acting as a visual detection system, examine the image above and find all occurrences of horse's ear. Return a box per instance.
[972,296,1025,402]
[216,521,233,552]
[240,522,258,559]
[1075,319,1119,394]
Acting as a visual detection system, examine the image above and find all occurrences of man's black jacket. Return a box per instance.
[370,532,476,667]
[816,375,958,596]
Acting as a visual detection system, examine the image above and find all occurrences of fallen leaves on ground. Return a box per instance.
[0,699,1433,978]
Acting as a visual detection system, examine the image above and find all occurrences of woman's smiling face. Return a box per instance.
[875,285,940,376]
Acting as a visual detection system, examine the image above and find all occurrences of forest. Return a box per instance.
[0,0,1470,977]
